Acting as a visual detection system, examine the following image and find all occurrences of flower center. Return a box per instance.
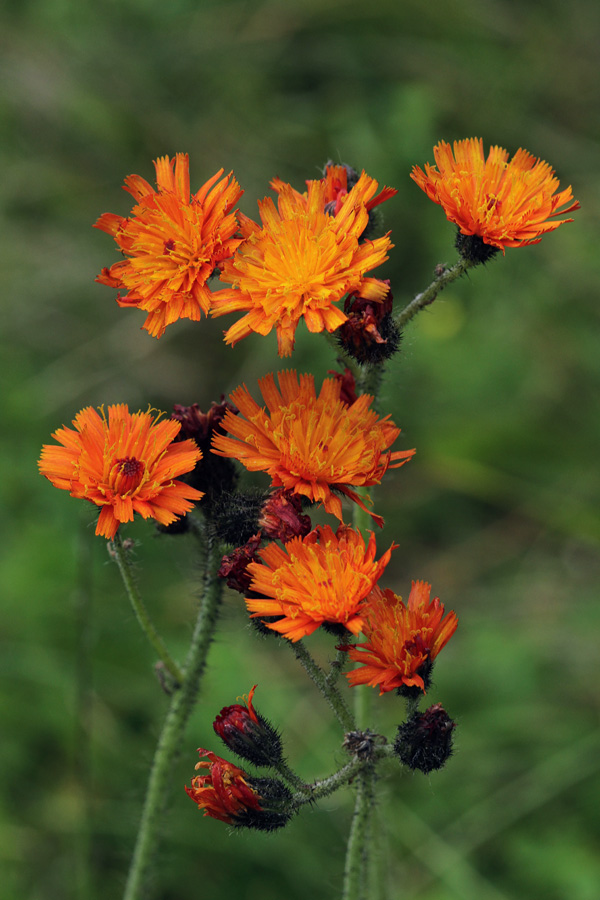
[110,456,145,495]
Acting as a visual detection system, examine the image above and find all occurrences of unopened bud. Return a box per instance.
[394,703,455,773]
[213,686,283,768]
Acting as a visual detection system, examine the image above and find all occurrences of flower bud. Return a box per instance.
[259,489,311,543]
[336,281,401,365]
[185,749,294,831]
[218,533,263,594]
[171,399,239,504]
[213,686,283,768]
[394,703,456,773]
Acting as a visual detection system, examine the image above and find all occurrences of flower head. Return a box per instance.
[411,138,579,253]
[344,581,458,694]
[185,749,293,830]
[211,370,414,527]
[38,404,203,539]
[211,173,393,356]
[245,524,396,641]
[214,685,283,768]
[95,154,243,337]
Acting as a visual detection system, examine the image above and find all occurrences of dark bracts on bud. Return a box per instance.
[394,703,455,774]
[455,231,499,265]
[214,685,284,768]
[211,490,266,546]
[237,777,295,832]
[336,282,401,365]
[171,400,239,505]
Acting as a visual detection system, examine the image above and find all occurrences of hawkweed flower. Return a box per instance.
[213,685,284,768]
[394,703,456,773]
[211,173,393,356]
[344,581,458,694]
[95,154,243,337]
[411,138,579,259]
[211,370,414,527]
[38,405,203,539]
[185,750,293,831]
[245,524,396,641]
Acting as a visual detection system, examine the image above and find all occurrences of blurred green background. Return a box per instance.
[2,0,600,898]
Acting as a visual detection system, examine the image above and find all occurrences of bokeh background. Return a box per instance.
[2,1,600,898]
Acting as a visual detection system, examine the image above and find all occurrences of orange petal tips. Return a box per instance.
[211,370,415,526]
[344,581,458,694]
[411,138,579,253]
[39,404,204,539]
[212,172,394,356]
[246,524,397,641]
[95,154,243,337]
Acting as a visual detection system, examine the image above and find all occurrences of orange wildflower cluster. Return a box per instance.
[246,524,396,641]
[38,405,203,539]
[95,154,243,337]
[212,172,393,356]
[345,581,458,694]
[211,370,414,527]
[411,138,579,251]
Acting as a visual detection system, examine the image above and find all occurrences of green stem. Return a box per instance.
[273,758,312,795]
[290,640,356,732]
[292,748,387,807]
[110,534,184,686]
[394,257,474,329]
[326,647,349,688]
[342,766,376,900]
[122,533,224,900]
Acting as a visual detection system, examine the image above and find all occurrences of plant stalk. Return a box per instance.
[110,534,184,685]
[122,533,223,900]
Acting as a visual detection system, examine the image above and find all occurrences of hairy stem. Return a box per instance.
[122,532,223,900]
[290,640,356,732]
[342,766,376,900]
[394,257,474,329]
[110,534,184,685]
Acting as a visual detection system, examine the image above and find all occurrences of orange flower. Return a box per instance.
[345,581,458,694]
[246,525,396,641]
[95,154,243,337]
[211,173,393,356]
[185,750,263,825]
[411,138,579,252]
[211,370,414,526]
[38,404,203,539]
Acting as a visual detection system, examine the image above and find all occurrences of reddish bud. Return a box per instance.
[259,490,311,543]
[214,685,283,768]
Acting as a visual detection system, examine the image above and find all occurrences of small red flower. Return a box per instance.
[185,750,262,825]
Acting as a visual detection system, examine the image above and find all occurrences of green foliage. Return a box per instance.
[2,0,599,898]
